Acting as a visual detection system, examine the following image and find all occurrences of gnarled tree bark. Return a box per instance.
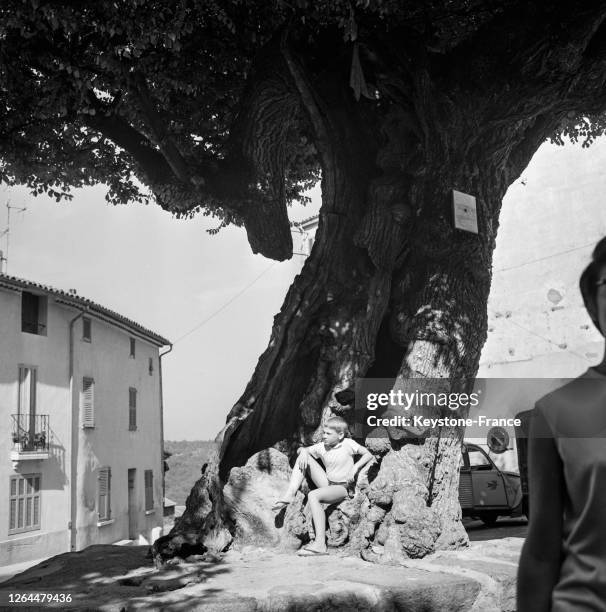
[154,8,606,562]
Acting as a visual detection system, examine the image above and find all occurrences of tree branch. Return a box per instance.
[83,112,175,185]
[128,71,196,185]
[280,31,334,166]
[583,16,606,65]
[444,2,606,89]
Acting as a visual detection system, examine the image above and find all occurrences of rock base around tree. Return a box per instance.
[221,445,458,562]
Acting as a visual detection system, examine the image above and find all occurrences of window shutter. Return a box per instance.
[98,467,111,520]
[30,369,37,415]
[18,366,30,416]
[33,477,40,526]
[82,378,95,428]
[9,474,41,534]
[9,498,16,531]
[144,470,153,511]
[18,366,25,415]
[33,495,40,526]
[128,388,137,430]
[9,478,16,531]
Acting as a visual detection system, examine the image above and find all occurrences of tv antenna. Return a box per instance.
[0,200,27,274]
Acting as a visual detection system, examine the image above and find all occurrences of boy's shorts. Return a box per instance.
[328,480,355,498]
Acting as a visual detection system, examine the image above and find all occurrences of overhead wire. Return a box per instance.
[494,240,599,273]
[172,261,277,345]
[501,317,590,363]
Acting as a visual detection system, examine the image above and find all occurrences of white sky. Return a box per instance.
[2,182,320,440]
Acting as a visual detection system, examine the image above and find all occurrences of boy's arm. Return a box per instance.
[297,443,320,470]
[355,449,374,470]
[348,443,375,481]
[304,443,321,458]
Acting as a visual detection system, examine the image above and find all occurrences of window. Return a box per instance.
[21,292,47,335]
[128,387,137,431]
[148,357,154,376]
[144,470,154,511]
[82,317,91,342]
[15,365,39,450]
[97,467,111,521]
[129,338,136,358]
[468,448,491,470]
[9,474,41,534]
[82,377,95,428]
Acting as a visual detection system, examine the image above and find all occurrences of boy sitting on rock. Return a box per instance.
[273,416,374,556]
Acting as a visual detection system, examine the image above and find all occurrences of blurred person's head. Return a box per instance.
[580,237,606,336]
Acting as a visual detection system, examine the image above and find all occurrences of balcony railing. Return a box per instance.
[22,320,47,335]
[11,414,49,453]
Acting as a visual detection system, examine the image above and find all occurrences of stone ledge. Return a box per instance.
[0,538,523,611]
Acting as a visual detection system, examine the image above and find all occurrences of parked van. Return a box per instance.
[459,442,525,526]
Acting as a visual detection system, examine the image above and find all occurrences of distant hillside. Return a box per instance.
[164,440,216,506]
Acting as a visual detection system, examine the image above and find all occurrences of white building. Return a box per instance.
[291,215,319,261]
[474,139,606,470]
[0,274,170,566]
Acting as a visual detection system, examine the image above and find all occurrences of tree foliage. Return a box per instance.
[1,0,317,256]
[3,1,606,260]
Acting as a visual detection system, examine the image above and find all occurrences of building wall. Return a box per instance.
[71,314,163,549]
[479,139,606,379]
[0,288,72,565]
[0,285,164,566]
[473,139,606,471]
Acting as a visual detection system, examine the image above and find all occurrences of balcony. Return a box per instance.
[22,320,47,335]
[11,414,50,462]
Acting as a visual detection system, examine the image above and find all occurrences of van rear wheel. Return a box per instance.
[480,512,499,527]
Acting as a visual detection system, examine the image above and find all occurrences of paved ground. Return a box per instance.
[0,537,523,611]
[0,557,51,585]
[465,517,528,542]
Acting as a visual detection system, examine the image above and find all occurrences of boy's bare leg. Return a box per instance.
[273,455,329,509]
[305,485,347,553]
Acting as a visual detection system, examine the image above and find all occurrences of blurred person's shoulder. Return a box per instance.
[535,369,606,436]
[537,369,605,408]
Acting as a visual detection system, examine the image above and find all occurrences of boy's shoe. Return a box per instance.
[297,545,328,556]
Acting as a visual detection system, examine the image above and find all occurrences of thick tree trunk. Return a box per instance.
[388,166,503,552]
[154,78,395,558]
[154,60,560,563]
[216,75,389,478]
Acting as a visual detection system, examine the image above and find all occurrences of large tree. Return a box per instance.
[2,1,606,561]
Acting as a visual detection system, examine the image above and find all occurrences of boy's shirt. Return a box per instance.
[307,438,366,482]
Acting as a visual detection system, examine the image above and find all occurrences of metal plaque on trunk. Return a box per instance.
[452,189,478,234]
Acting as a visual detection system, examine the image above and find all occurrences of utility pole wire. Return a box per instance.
[494,240,599,273]
[173,262,277,345]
